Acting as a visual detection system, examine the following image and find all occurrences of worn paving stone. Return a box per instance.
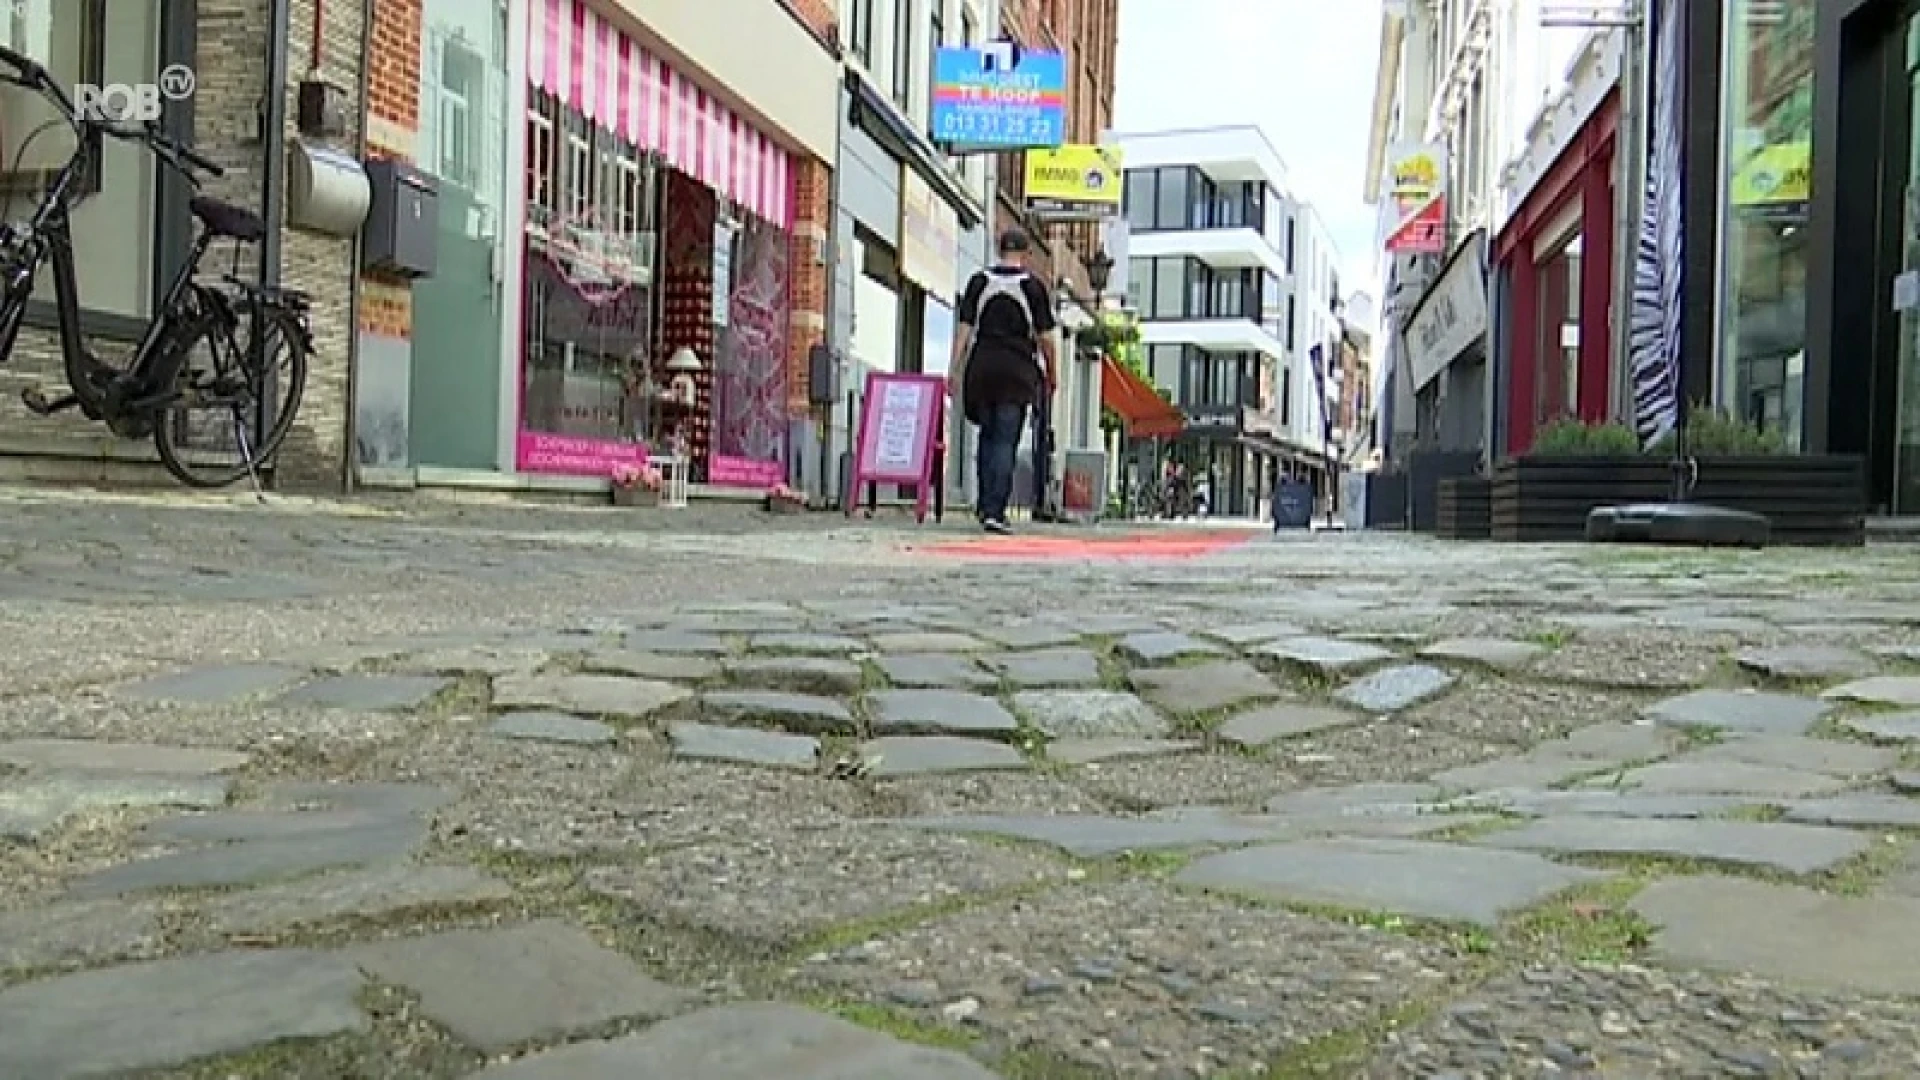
[465,1002,1002,1079]
[1824,676,1920,708]
[1545,722,1687,761]
[488,712,617,746]
[396,644,550,677]
[1129,661,1285,715]
[1736,644,1879,682]
[988,647,1103,688]
[255,780,456,817]
[668,722,819,770]
[1334,664,1458,714]
[1262,783,1447,818]
[1683,734,1896,776]
[492,673,692,720]
[1477,816,1871,875]
[274,673,451,712]
[1895,772,1920,795]
[623,629,736,654]
[895,810,1300,858]
[868,631,991,653]
[351,921,691,1051]
[0,949,366,1077]
[580,650,721,681]
[863,736,1027,776]
[1177,838,1608,927]
[141,807,397,844]
[797,880,1460,1077]
[1643,689,1832,736]
[203,864,514,934]
[1840,710,1920,742]
[1419,638,1549,672]
[1632,875,1920,995]
[1600,760,1854,799]
[585,826,1060,951]
[874,653,999,690]
[1429,753,1617,793]
[694,690,854,735]
[724,656,864,695]
[113,664,309,704]
[1456,789,1752,820]
[1201,620,1309,646]
[1250,636,1397,677]
[749,632,867,656]
[0,899,163,975]
[1217,703,1363,748]
[975,622,1082,649]
[0,772,232,842]
[1115,630,1223,666]
[70,818,428,897]
[1012,690,1168,739]
[1044,737,1202,765]
[0,739,249,775]
[1782,795,1920,829]
[868,690,1019,739]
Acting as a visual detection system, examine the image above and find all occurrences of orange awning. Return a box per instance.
[1100,357,1184,439]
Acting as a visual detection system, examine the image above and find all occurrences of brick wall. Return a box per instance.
[781,0,836,415]
[355,0,421,350]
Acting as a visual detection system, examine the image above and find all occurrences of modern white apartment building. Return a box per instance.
[1108,125,1340,516]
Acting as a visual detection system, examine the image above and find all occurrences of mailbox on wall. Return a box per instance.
[360,159,439,278]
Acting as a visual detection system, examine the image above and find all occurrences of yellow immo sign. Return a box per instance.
[1023,145,1124,218]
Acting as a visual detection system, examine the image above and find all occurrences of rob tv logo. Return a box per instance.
[73,64,195,123]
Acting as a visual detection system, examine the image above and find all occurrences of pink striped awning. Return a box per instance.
[529,0,794,229]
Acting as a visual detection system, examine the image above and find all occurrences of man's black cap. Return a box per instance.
[997,228,1030,254]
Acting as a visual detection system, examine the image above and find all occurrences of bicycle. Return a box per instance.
[0,45,313,489]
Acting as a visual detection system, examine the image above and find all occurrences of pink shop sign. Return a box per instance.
[515,430,649,476]
[708,454,783,489]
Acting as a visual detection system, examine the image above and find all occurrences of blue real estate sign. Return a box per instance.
[930,44,1066,150]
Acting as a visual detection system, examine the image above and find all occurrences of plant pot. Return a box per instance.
[1490,454,1866,545]
[612,485,659,508]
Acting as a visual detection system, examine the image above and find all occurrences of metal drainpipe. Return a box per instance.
[338,0,373,492]
[1609,3,1647,424]
[816,88,845,504]
[259,0,291,292]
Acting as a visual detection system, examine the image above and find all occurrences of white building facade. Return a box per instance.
[1363,0,1613,464]
[1108,126,1341,516]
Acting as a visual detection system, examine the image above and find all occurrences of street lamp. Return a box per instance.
[1086,247,1114,297]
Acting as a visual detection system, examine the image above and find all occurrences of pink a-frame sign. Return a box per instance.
[847,371,946,523]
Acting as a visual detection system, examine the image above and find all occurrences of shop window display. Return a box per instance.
[1718,0,1814,447]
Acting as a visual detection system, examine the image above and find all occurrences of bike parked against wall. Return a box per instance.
[0,45,311,489]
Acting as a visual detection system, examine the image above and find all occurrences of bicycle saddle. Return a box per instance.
[189,195,265,243]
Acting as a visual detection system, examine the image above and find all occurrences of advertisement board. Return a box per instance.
[931,43,1066,151]
[1023,145,1124,218]
[1383,142,1447,254]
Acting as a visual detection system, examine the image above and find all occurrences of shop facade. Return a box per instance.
[823,68,987,501]
[0,0,371,488]
[350,0,839,491]
[1489,32,1621,456]
[1402,230,1489,457]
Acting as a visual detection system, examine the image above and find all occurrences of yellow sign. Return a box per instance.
[1732,142,1810,207]
[1023,144,1124,219]
[1384,142,1446,254]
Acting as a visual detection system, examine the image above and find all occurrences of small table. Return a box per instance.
[656,455,690,508]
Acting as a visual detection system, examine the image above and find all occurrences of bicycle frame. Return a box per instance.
[0,139,220,419]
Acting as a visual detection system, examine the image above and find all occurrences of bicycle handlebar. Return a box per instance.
[0,46,222,180]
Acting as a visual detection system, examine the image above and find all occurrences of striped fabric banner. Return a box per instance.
[1628,0,1682,446]
[528,0,794,228]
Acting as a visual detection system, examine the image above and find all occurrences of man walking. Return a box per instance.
[951,229,1057,533]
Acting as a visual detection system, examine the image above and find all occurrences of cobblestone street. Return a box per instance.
[3,487,1920,1077]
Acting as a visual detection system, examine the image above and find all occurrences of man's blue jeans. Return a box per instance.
[974,402,1026,522]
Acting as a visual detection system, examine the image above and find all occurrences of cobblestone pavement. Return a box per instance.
[4,485,1920,1077]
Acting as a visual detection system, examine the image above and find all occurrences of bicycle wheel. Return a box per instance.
[153,304,309,488]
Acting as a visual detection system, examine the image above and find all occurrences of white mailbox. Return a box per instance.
[286,141,371,237]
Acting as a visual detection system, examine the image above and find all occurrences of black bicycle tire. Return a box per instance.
[152,305,310,488]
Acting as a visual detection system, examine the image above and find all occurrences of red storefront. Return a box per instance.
[1495,90,1618,454]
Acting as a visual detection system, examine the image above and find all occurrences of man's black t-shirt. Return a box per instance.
[956,265,1056,409]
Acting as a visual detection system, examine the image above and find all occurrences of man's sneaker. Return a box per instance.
[983,517,1012,534]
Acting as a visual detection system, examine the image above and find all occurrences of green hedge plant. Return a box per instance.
[1529,419,1644,456]
[1648,406,1790,456]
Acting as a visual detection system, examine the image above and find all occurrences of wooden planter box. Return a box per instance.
[1436,476,1491,540]
[1490,455,1866,546]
